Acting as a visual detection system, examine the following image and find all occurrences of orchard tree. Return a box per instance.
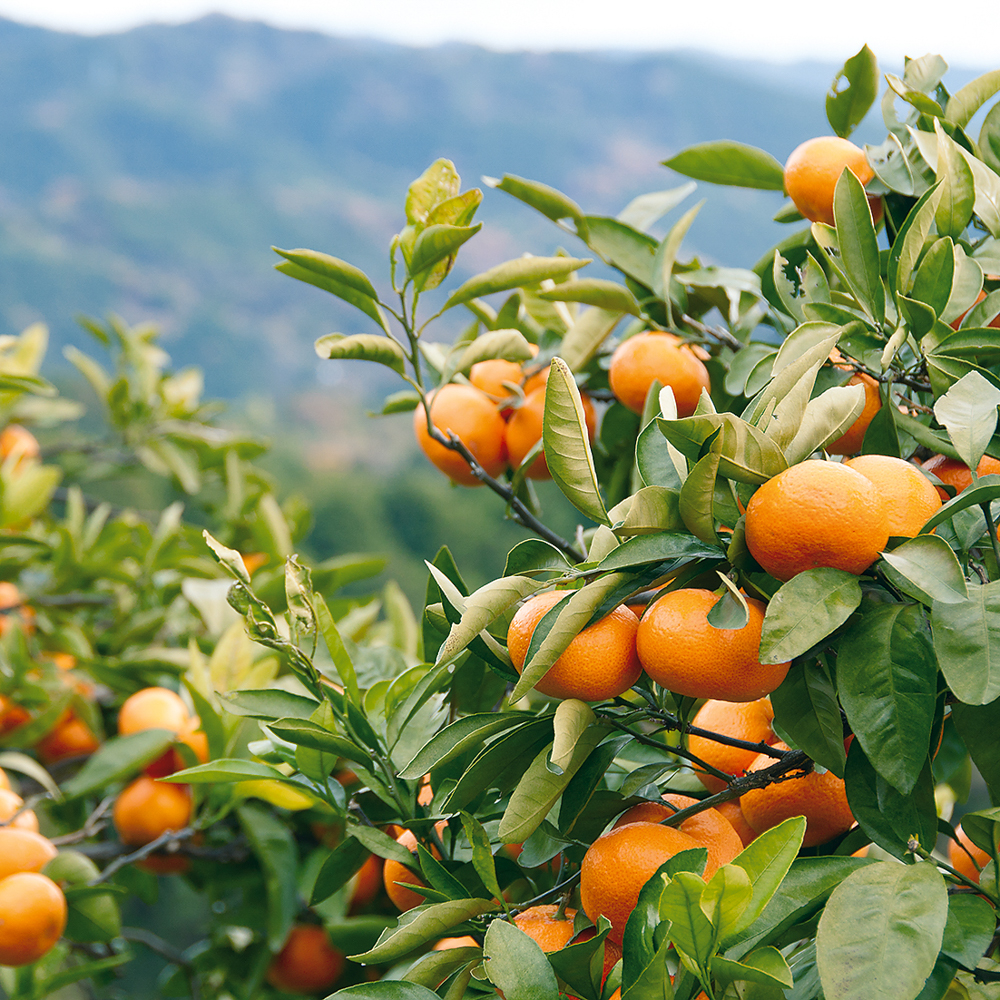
[5,43,1000,1000]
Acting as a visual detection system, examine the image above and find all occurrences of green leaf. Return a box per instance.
[266,719,370,766]
[826,46,879,138]
[161,758,295,784]
[238,803,298,952]
[725,817,807,946]
[663,141,785,190]
[435,576,542,667]
[223,688,318,720]
[889,183,944,301]
[447,329,535,381]
[941,894,997,972]
[560,307,626,373]
[544,357,609,525]
[596,531,724,572]
[405,159,461,224]
[536,278,640,315]
[582,216,658,286]
[314,333,406,374]
[273,247,381,299]
[659,871,715,970]
[712,947,793,990]
[613,486,684,538]
[60,730,174,798]
[483,916,559,1000]
[497,726,605,843]
[329,983,444,1000]
[353,898,498,964]
[618,183,697,231]
[399,715,532,782]
[311,836,371,905]
[911,238,955,316]
[784,382,867,464]
[770,659,847,776]
[816,861,948,1000]
[945,69,1000,128]
[952,698,1000,793]
[932,581,1000,705]
[316,595,361,705]
[837,602,937,795]
[409,223,482,283]
[442,257,591,312]
[275,256,389,333]
[833,169,884,326]
[844,742,938,857]
[759,569,862,664]
[921,474,1000,533]
[934,121,976,239]
[653,201,704,322]
[484,174,587,232]
[702,864,752,942]
[879,535,969,607]
[933,371,1000,473]
[678,452,722,546]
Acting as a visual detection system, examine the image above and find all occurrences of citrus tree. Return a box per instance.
[5,42,1000,1000]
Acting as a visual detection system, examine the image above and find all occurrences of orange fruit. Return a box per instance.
[506,591,642,701]
[922,453,1000,501]
[434,935,480,950]
[241,551,269,576]
[744,460,890,581]
[843,455,942,537]
[470,358,527,400]
[112,776,193,847]
[513,904,577,952]
[950,290,1000,330]
[0,788,38,832]
[636,590,789,702]
[146,715,210,779]
[608,332,711,417]
[783,136,878,227]
[383,825,443,912]
[118,687,189,737]
[0,768,9,791]
[0,829,58,880]
[348,852,383,914]
[740,742,853,847]
[506,386,597,479]
[266,924,344,995]
[687,698,777,793]
[0,582,34,637]
[613,794,743,868]
[413,383,507,487]
[826,372,881,455]
[36,711,101,765]
[949,824,993,884]
[714,799,758,848]
[580,822,717,943]
[0,871,67,966]
[0,425,39,469]
[0,694,29,735]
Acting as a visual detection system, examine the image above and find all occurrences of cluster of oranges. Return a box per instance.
[413,355,596,486]
[0,768,66,967]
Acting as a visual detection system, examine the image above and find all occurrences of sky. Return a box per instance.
[0,0,996,67]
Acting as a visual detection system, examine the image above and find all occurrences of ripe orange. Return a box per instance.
[505,386,597,479]
[744,460,890,581]
[0,788,38,832]
[609,332,711,417]
[469,358,527,400]
[0,829,58,880]
[613,794,743,867]
[0,694,29,735]
[783,136,879,227]
[826,373,881,455]
[0,582,34,637]
[118,686,189,736]
[113,776,193,847]
[434,935,480,950]
[383,826,442,912]
[0,425,40,468]
[714,799,758,848]
[740,743,853,847]
[580,822,716,943]
[949,824,993,884]
[843,455,942,537]
[506,591,642,701]
[0,767,9,791]
[413,383,507,487]
[512,904,577,952]
[922,453,1000,501]
[687,698,777,793]
[266,924,344,995]
[36,711,101,765]
[241,551,269,576]
[635,590,789,702]
[0,871,67,966]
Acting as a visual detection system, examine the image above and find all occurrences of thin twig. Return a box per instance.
[50,795,116,846]
[678,314,743,353]
[89,827,196,884]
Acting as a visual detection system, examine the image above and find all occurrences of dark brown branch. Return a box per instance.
[428,425,585,563]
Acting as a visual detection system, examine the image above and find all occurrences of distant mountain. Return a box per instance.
[0,17,953,396]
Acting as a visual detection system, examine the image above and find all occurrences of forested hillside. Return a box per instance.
[0,14,850,397]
